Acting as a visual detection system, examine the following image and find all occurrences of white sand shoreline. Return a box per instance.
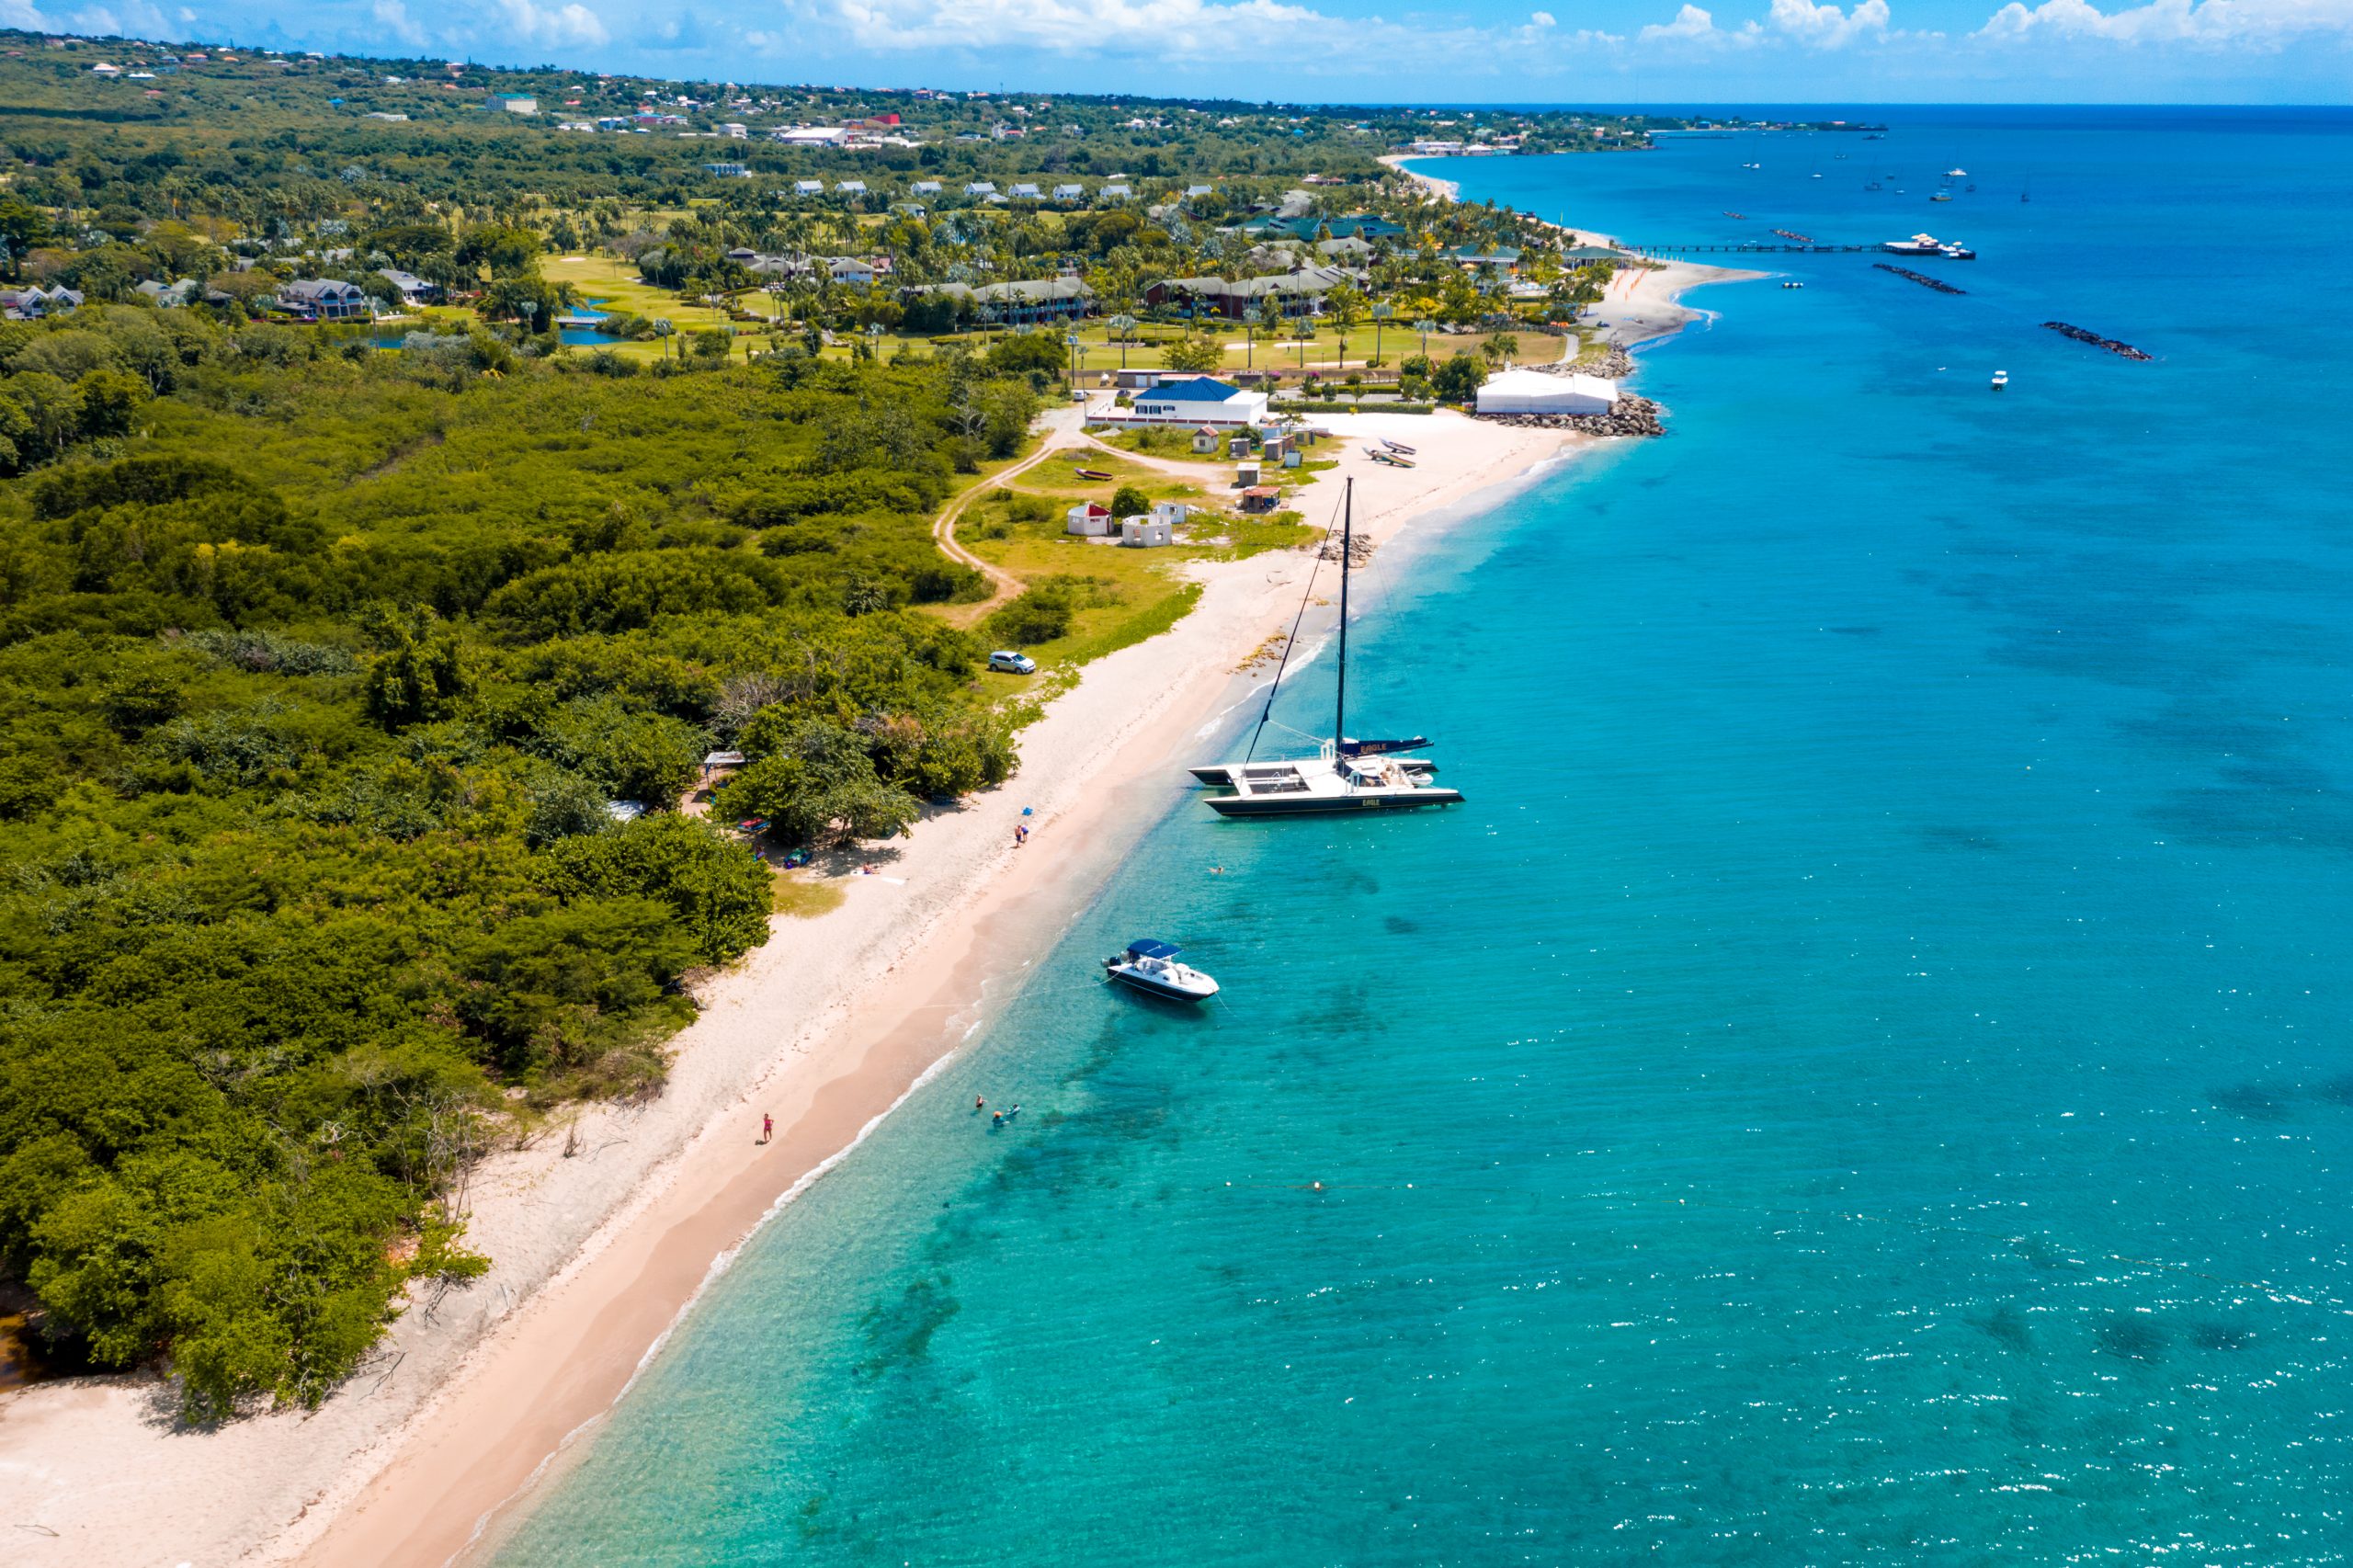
[0,412,1597,1568]
[0,174,1750,1564]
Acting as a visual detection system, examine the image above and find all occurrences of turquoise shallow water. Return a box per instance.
[498,109,2353,1565]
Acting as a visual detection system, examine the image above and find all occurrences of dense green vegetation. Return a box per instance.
[0,294,1045,1417]
[0,25,1665,1421]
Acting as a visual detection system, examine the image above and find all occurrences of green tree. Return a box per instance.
[1162,335,1222,375]
[544,815,772,966]
[717,717,920,847]
[362,608,473,729]
[1432,352,1488,403]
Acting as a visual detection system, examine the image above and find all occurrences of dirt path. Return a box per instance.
[932,407,1085,625]
[1074,428,1231,483]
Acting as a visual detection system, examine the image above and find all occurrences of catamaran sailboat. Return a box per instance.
[1192,478,1463,818]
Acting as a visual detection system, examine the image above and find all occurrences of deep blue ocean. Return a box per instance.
[496,108,2353,1565]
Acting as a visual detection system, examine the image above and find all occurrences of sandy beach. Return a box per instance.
[1383,150,1758,348]
[0,403,1612,1568]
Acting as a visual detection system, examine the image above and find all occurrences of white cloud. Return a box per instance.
[795,0,1615,62]
[1636,3,1767,43]
[1977,0,2353,40]
[373,0,431,49]
[1768,0,1893,44]
[496,0,608,46]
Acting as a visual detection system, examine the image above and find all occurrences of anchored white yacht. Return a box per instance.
[1192,477,1462,819]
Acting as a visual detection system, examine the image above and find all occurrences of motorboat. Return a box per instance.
[1103,939,1219,1002]
[1991,369,2009,389]
[1881,233,1943,256]
[1929,190,1953,203]
[1946,167,1968,178]
[1939,243,1976,260]
[1192,477,1462,819]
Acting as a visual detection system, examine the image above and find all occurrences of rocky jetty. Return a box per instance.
[1874,263,1965,295]
[2042,322,2153,361]
[1479,393,1665,437]
[1534,345,1635,380]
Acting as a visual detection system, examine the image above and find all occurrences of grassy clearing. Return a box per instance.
[771,871,848,919]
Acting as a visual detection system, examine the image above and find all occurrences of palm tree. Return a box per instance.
[1108,312,1138,371]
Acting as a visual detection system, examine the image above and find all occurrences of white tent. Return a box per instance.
[1475,369,1620,416]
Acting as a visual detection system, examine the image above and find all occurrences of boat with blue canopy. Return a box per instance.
[1102,939,1220,1002]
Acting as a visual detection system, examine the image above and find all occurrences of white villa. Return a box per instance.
[1125,376,1268,428]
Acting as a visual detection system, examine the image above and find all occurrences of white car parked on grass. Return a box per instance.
[988,650,1038,675]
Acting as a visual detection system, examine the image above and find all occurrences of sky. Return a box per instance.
[8,0,2352,102]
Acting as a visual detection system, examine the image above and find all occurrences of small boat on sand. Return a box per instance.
[1381,438,1417,455]
[1103,939,1219,1002]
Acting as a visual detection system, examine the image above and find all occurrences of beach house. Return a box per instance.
[278,278,370,321]
[1128,376,1269,428]
[1064,501,1112,537]
[1120,515,1174,548]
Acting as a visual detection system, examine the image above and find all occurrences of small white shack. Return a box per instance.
[1474,369,1620,416]
[1120,515,1173,548]
[1151,500,1188,528]
[1065,501,1112,537]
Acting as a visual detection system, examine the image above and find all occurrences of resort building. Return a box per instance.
[905,277,1094,325]
[1126,376,1269,427]
[277,278,370,321]
[1143,265,1357,321]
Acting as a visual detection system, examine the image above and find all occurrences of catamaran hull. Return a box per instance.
[1205,789,1463,817]
[1190,759,1437,786]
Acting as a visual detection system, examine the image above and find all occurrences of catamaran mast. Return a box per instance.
[1335,477,1350,754]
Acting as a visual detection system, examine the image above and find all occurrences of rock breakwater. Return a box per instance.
[1478,393,1665,437]
[2042,322,2153,361]
[1874,263,1965,295]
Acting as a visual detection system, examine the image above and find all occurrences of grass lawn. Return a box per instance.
[771,872,847,919]
[948,467,1312,681]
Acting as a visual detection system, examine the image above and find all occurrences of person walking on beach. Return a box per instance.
[1015,822,1029,847]
[760,1113,773,1144]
